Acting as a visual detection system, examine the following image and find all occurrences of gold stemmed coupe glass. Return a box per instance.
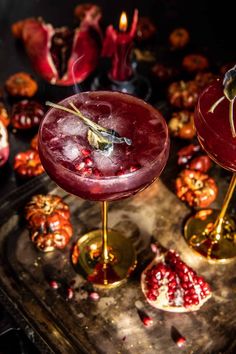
[184,67,236,262]
[38,91,169,287]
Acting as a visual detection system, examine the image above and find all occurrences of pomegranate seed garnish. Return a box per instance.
[137,309,153,327]
[176,336,186,348]
[81,149,91,157]
[129,165,140,172]
[116,168,126,176]
[89,292,100,301]
[66,287,74,300]
[81,167,93,176]
[75,161,85,171]
[171,326,186,348]
[84,157,93,166]
[49,280,59,289]
[150,243,158,253]
[93,168,102,177]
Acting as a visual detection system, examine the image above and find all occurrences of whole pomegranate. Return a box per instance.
[141,250,211,312]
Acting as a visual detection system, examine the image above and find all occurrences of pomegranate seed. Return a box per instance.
[192,299,199,305]
[171,326,186,348]
[151,277,158,284]
[168,273,175,281]
[66,287,74,300]
[49,280,59,289]
[116,169,126,176]
[169,280,177,288]
[150,243,158,253]
[89,292,100,301]
[197,277,204,285]
[176,336,186,348]
[203,288,211,296]
[93,168,102,177]
[147,292,157,301]
[137,309,153,327]
[84,157,93,166]
[81,149,91,157]
[81,167,93,176]
[151,283,159,290]
[75,161,85,171]
[129,164,140,173]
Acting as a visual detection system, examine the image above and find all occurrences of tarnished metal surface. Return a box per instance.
[0,172,236,353]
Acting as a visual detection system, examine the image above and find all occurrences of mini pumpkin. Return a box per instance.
[136,17,157,41]
[194,72,217,89]
[177,144,211,173]
[169,28,190,49]
[14,149,44,178]
[168,80,200,109]
[25,194,73,252]
[5,72,38,97]
[0,103,10,127]
[175,169,217,208]
[177,144,201,165]
[11,100,44,129]
[168,110,195,139]
[30,133,38,151]
[152,63,179,82]
[182,54,209,73]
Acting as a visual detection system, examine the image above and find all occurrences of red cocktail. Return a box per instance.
[194,80,236,171]
[184,75,236,262]
[39,91,169,286]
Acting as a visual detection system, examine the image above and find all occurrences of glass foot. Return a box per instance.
[184,209,236,263]
[71,229,137,288]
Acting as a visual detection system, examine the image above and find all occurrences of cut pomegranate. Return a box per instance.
[16,13,101,86]
[141,250,211,312]
[0,121,9,167]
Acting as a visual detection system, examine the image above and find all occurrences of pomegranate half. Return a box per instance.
[14,7,101,86]
[0,121,9,167]
[141,250,211,312]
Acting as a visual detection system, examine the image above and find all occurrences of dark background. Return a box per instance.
[0,0,235,85]
[0,1,235,353]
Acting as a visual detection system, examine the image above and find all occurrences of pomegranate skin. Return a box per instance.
[20,18,100,86]
[141,250,211,312]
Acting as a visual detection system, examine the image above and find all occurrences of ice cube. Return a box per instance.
[62,140,80,161]
[58,115,87,137]
[92,150,120,175]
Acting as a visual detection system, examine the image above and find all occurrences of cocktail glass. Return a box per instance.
[38,91,169,287]
[184,77,236,262]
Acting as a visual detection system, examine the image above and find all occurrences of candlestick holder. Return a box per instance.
[91,70,152,101]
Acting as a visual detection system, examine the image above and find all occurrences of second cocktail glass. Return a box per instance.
[39,91,169,287]
[184,74,236,262]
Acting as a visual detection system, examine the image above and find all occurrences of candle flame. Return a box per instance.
[119,11,128,32]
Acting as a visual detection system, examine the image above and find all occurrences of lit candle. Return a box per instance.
[102,9,138,82]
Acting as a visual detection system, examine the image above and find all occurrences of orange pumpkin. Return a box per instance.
[175,169,217,208]
[14,150,44,178]
[168,80,200,109]
[25,194,73,252]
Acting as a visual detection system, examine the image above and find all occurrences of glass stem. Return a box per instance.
[211,173,236,240]
[101,201,109,263]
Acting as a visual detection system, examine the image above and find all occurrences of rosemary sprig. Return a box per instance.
[46,101,132,154]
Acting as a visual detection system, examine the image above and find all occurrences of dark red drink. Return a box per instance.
[194,79,236,172]
[38,91,169,201]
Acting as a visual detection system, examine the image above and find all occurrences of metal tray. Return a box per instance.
[0,173,236,354]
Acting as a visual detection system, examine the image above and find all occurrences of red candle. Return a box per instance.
[102,9,138,81]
